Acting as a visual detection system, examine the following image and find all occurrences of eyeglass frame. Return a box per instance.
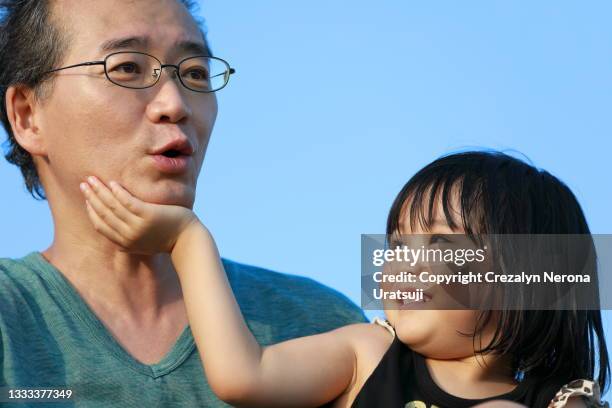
[42,51,236,93]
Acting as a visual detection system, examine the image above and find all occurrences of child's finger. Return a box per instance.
[85,200,129,248]
[80,182,132,240]
[108,180,146,217]
[85,176,138,224]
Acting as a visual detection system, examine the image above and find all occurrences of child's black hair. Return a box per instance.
[386,150,609,394]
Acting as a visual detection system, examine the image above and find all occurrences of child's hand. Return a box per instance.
[79,176,199,255]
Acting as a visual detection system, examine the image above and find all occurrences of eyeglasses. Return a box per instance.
[43,51,236,93]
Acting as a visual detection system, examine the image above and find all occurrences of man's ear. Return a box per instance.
[5,85,47,156]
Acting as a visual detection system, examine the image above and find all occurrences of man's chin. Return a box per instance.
[136,184,196,208]
[149,194,194,208]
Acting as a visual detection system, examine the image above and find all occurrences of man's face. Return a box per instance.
[37,0,217,207]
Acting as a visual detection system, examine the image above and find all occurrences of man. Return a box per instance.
[0,0,366,406]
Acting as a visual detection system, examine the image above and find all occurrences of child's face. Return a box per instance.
[384,194,496,359]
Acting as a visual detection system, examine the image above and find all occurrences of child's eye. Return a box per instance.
[389,240,404,249]
[429,234,451,245]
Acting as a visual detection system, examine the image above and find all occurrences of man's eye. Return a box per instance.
[183,68,209,81]
[114,63,140,74]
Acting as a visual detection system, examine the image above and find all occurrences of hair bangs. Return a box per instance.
[386,154,487,238]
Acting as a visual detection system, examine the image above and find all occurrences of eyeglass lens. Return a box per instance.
[105,52,230,92]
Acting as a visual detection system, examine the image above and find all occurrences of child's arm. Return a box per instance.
[79,176,362,407]
[171,221,358,406]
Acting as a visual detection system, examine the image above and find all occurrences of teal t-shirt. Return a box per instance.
[0,252,367,407]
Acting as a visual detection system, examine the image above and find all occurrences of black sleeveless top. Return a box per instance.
[350,333,564,408]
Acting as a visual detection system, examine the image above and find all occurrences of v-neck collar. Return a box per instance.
[24,251,196,379]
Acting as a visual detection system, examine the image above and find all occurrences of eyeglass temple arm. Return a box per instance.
[45,61,105,74]
[210,68,236,79]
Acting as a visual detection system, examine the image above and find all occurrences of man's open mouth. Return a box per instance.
[161,149,183,158]
[151,137,195,158]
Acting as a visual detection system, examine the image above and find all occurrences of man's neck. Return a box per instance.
[41,237,183,324]
[41,237,190,364]
[35,173,191,363]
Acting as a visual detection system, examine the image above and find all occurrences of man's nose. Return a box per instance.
[145,69,192,123]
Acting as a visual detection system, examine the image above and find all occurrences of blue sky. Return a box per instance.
[197,0,611,313]
[1,0,611,393]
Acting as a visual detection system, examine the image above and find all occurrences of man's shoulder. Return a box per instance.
[221,258,367,340]
[223,258,345,295]
[0,252,41,290]
[0,253,25,272]
[0,253,54,337]
[0,253,53,313]
[221,257,360,309]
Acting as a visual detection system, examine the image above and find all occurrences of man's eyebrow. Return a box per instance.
[99,36,148,53]
[99,36,209,56]
[174,39,209,56]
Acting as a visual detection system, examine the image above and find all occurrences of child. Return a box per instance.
[79,151,609,407]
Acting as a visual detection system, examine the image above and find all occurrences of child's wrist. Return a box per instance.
[170,218,215,268]
[172,216,206,249]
